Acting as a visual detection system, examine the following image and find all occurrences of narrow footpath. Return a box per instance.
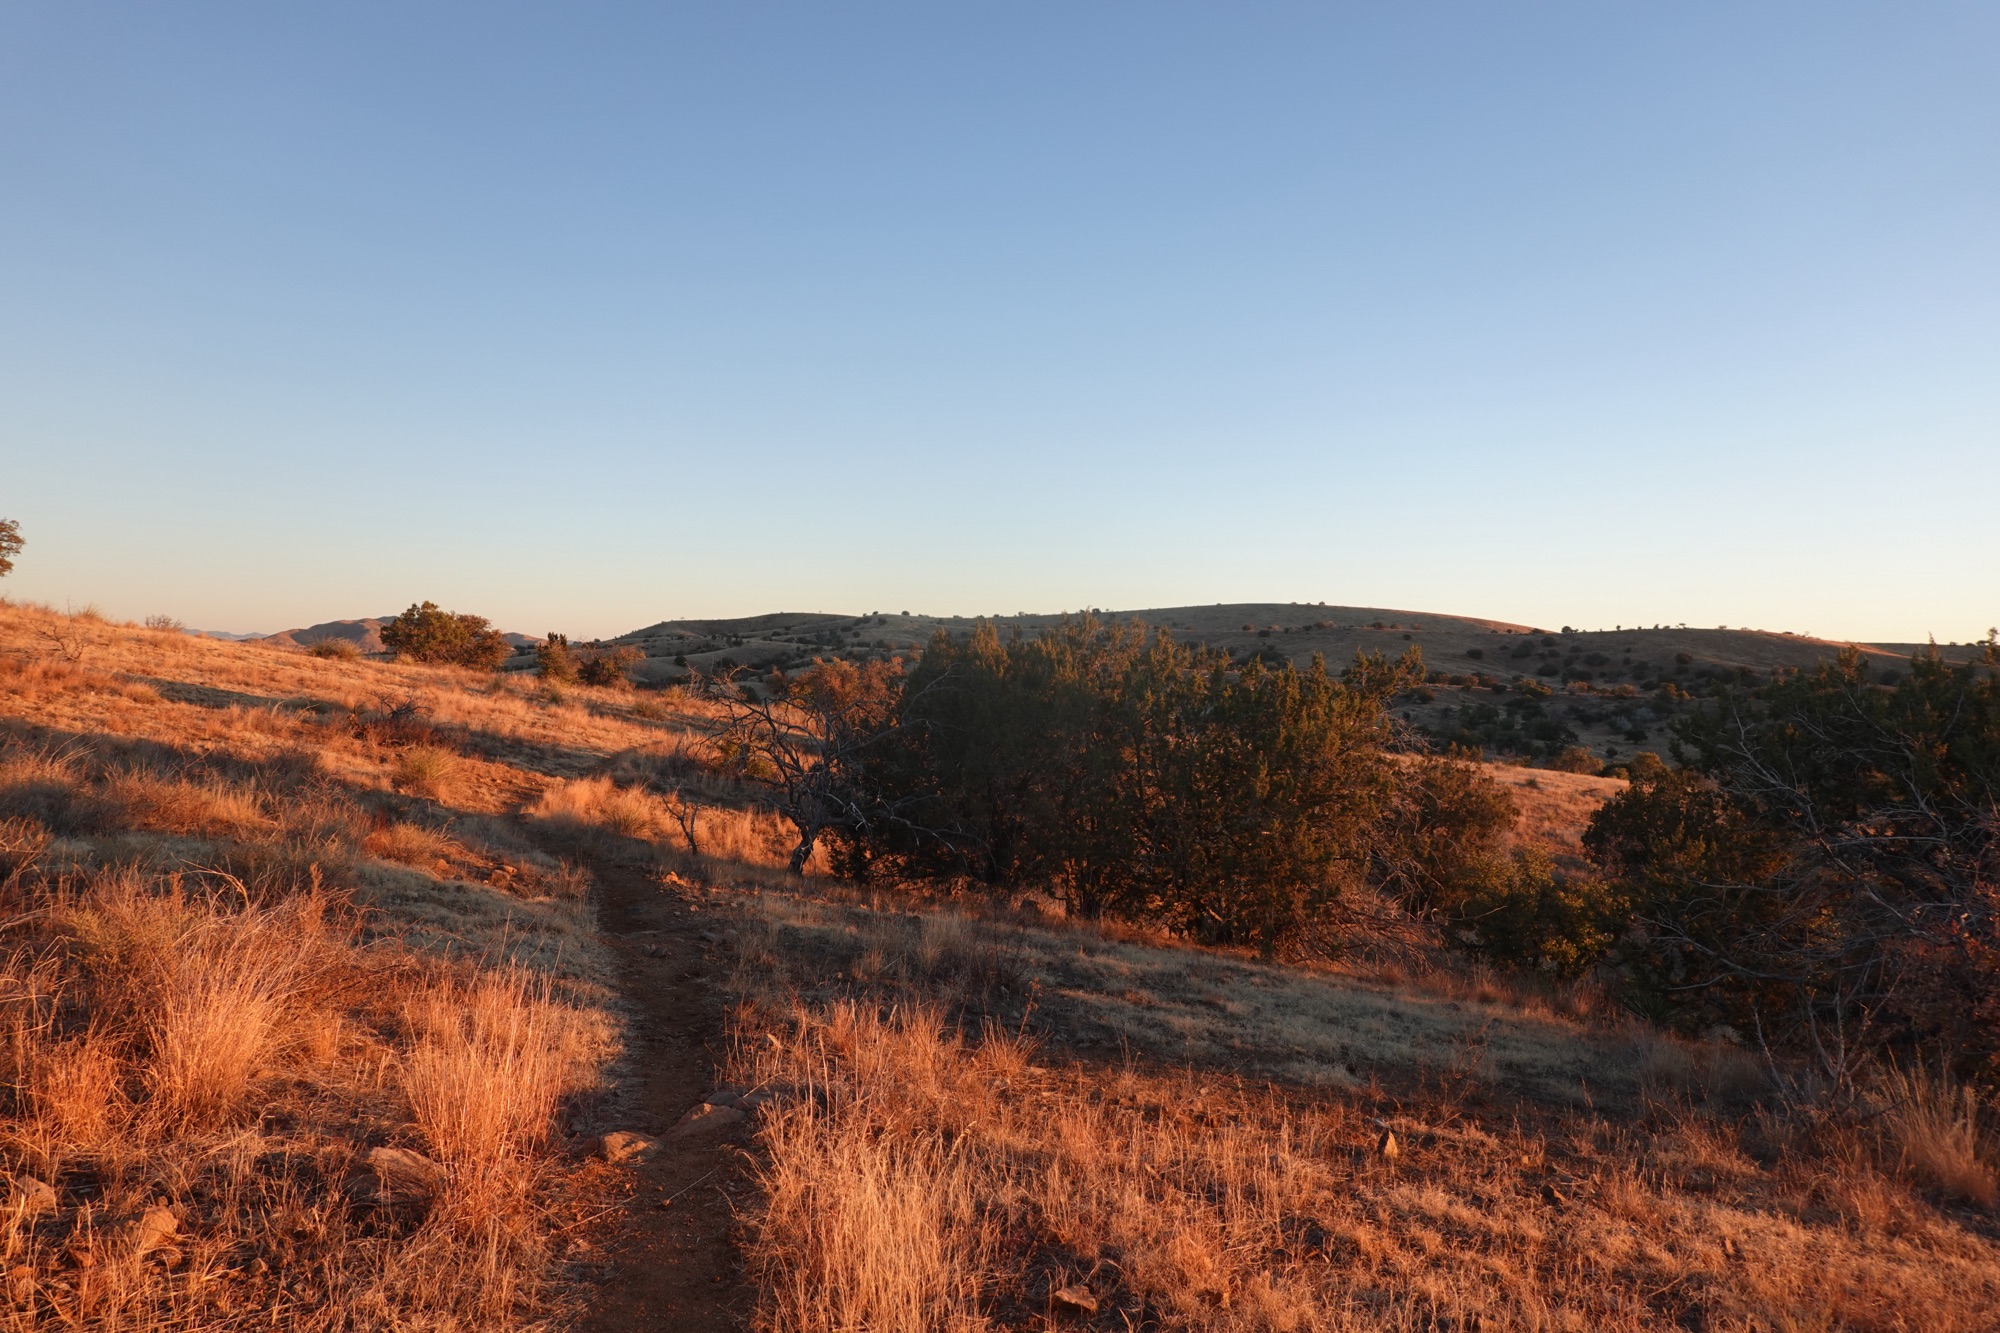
[575,852,756,1332]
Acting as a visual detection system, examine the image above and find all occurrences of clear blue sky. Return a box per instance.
[3,3,1995,642]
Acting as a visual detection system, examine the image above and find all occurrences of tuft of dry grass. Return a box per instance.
[402,967,599,1214]
[133,881,341,1132]
[366,818,459,867]
[751,1009,998,1333]
[394,744,461,800]
[530,774,669,840]
[109,768,271,838]
[1879,1066,1998,1207]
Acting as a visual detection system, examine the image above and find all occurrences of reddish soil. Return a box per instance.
[572,853,757,1332]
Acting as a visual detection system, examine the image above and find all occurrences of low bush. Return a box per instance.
[394,745,461,800]
[1549,746,1601,774]
[577,643,643,687]
[535,632,578,683]
[309,637,362,660]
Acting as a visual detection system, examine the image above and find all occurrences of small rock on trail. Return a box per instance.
[599,1131,662,1165]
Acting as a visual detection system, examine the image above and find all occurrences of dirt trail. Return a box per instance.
[574,853,756,1332]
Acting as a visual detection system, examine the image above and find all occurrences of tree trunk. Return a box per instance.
[787,826,819,876]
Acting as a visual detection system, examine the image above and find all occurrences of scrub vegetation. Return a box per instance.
[0,593,1994,1331]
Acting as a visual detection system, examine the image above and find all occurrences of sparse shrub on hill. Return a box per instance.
[309,637,361,660]
[381,600,510,670]
[577,643,642,687]
[0,516,20,577]
[1549,745,1603,774]
[535,632,578,682]
[1446,847,1629,980]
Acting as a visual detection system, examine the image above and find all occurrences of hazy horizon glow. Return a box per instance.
[4,4,1996,642]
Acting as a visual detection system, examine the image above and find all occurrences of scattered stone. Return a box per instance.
[673,1102,746,1136]
[706,1087,746,1107]
[7,1177,56,1216]
[1051,1284,1099,1314]
[347,1146,448,1205]
[1376,1131,1399,1160]
[598,1131,662,1165]
[122,1205,180,1257]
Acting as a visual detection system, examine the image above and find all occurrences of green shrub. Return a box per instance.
[1549,746,1602,774]
[536,633,579,683]
[1588,648,2000,1087]
[380,601,510,670]
[578,644,642,687]
[0,517,20,578]
[872,618,1424,951]
[1445,847,1629,980]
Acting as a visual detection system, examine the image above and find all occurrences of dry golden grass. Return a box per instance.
[0,600,631,1330]
[1478,762,1625,863]
[526,772,815,872]
[716,886,2000,1333]
[1878,1067,1999,1208]
[402,969,602,1218]
[394,744,462,801]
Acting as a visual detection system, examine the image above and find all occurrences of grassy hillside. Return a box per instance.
[4,600,1994,1331]
[0,602,733,1329]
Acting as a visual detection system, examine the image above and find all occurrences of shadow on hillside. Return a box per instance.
[0,717,322,788]
[137,677,306,713]
[120,671,637,781]
[710,886,1683,1121]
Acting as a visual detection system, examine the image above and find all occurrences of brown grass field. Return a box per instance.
[2,600,1995,1330]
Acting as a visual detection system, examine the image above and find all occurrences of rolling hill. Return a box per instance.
[600,602,1983,763]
